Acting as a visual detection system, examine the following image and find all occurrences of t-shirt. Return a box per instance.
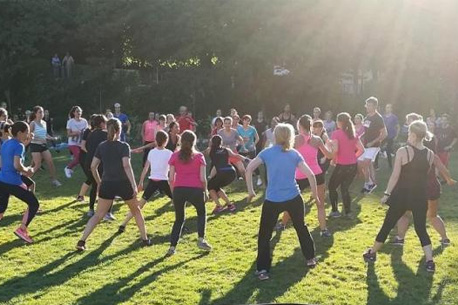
[383,114,399,139]
[237,125,258,152]
[85,129,108,169]
[169,151,206,188]
[143,120,158,142]
[114,113,129,133]
[177,115,195,133]
[331,129,359,165]
[362,112,385,147]
[258,145,303,202]
[94,140,130,181]
[436,126,457,152]
[218,129,240,151]
[0,138,25,186]
[148,148,173,180]
[324,120,336,136]
[67,118,88,146]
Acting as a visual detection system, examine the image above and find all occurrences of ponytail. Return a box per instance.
[179,130,197,162]
[297,114,312,133]
[106,118,121,141]
[337,112,355,139]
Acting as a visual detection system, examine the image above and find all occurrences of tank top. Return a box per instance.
[210,148,234,172]
[143,120,157,142]
[31,120,47,144]
[295,134,322,179]
[166,133,178,152]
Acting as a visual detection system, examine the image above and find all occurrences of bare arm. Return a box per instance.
[126,120,132,135]
[122,156,137,195]
[318,140,334,159]
[227,148,249,161]
[355,138,365,158]
[383,148,404,199]
[246,157,263,202]
[254,130,260,146]
[200,165,208,200]
[138,160,151,188]
[297,161,319,201]
[168,165,175,192]
[141,121,146,140]
[90,157,102,185]
[14,156,33,176]
[368,127,387,147]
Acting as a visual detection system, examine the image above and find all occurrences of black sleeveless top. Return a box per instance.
[166,133,178,152]
[210,148,234,172]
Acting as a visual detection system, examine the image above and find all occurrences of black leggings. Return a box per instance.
[0,181,39,227]
[142,179,172,200]
[376,200,431,247]
[328,164,357,214]
[170,187,206,247]
[257,195,315,272]
[208,169,236,192]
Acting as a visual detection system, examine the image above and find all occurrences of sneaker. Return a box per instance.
[392,236,405,246]
[256,270,270,281]
[367,184,377,194]
[103,213,116,221]
[226,204,236,212]
[14,227,33,243]
[142,238,153,247]
[197,239,212,251]
[328,211,341,218]
[275,222,286,231]
[52,180,62,187]
[306,258,318,268]
[87,209,95,217]
[238,177,244,181]
[441,238,451,247]
[76,195,84,202]
[118,225,126,234]
[425,260,435,273]
[256,177,263,187]
[64,167,73,178]
[212,205,225,214]
[166,246,176,256]
[363,249,377,262]
[320,229,332,238]
[76,240,86,251]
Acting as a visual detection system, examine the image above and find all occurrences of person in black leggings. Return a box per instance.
[0,121,39,243]
[208,135,248,214]
[76,114,96,202]
[363,120,436,272]
[76,118,151,250]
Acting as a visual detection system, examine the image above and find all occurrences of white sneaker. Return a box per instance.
[64,167,73,178]
[256,177,263,187]
[52,180,62,187]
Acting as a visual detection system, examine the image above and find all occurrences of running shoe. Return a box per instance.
[76,240,86,251]
[366,184,377,194]
[52,180,62,187]
[76,195,84,202]
[425,260,436,273]
[64,167,73,178]
[441,238,451,247]
[212,205,225,214]
[320,229,332,238]
[391,236,404,247]
[256,177,263,187]
[255,270,270,281]
[275,222,286,231]
[142,238,153,247]
[103,213,116,221]
[306,258,318,268]
[363,249,377,262]
[118,225,126,234]
[328,211,341,218]
[197,239,212,251]
[14,227,33,243]
[226,204,236,212]
[166,246,176,256]
[87,209,95,217]
[238,177,244,181]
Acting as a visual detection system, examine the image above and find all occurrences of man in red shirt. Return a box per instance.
[176,106,197,133]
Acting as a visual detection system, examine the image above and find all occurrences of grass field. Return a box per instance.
[0,150,457,305]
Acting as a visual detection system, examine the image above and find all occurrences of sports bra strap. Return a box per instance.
[404,146,410,163]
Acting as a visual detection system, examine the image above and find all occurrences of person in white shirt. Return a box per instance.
[64,106,88,178]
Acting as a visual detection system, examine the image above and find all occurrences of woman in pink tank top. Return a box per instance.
[279,114,334,237]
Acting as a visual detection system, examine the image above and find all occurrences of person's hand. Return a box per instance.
[137,183,143,192]
[447,178,457,186]
[131,148,142,154]
[25,167,34,177]
[381,194,390,204]
[247,191,256,203]
[444,146,452,152]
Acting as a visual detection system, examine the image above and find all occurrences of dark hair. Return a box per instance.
[365,96,379,107]
[223,116,233,124]
[297,114,312,132]
[169,121,179,132]
[337,112,355,139]
[107,118,121,141]
[0,121,12,137]
[156,130,168,147]
[159,115,166,121]
[210,135,222,155]
[179,130,196,163]
[242,114,252,121]
[30,106,43,122]
[68,106,82,119]
[11,121,29,137]
[214,117,223,127]
[93,114,107,129]
[89,114,98,129]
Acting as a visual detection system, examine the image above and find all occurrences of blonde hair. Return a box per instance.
[274,123,294,151]
[107,118,121,141]
[409,120,431,142]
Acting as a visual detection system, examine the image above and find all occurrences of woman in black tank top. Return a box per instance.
[166,122,180,152]
[363,120,436,272]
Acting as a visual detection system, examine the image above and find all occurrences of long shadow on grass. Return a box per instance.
[0,233,161,303]
[76,253,209,305]
[366,246,443,305]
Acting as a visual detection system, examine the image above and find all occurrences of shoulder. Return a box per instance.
[310,134,323,146]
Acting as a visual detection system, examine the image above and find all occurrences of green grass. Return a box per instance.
[0,151,458,305]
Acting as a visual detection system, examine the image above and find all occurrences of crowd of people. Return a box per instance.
[0,96,457,280]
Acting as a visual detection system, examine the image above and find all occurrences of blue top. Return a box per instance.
[0,138,25,186]
[114,113,129,131]
[237,125,257,152]
[258,145,304,202]
[383,114,399,140]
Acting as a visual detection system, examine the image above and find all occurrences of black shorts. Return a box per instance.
[99,180,134,201]
[296,173,325,191]
[142,179,172,200]
[21,175,35,188]
[29,143,48,153]
[427,176,441,201]
[208,169,236,192]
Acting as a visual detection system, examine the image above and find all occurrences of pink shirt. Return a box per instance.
[295,134,322,179]
[332,129,358,165]
[355,124,365,138]
[169,151,206,188]
[143,120,158,142]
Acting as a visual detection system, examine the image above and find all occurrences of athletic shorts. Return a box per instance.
[208,169,236,192]
[142,179,172,200]
[296,173,325,191]
[358,147,380,162]
[29,143,48,153]
[99,180,134,201]
[427,175,441,201]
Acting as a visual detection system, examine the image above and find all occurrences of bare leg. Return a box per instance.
[427,200,448,240]
[80,199,112,241]
[209,190,221,207]
[217,190,231,205]
[42,150,57,180]
[121,198,147,227]
[31,152,42,174]
[281,212,291,226]
[396,212,411,239]
[423,244,433,262]
[316,184,327,230]
[78,183,90,197]
[234,161,246,179]
[126,198,148,240]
